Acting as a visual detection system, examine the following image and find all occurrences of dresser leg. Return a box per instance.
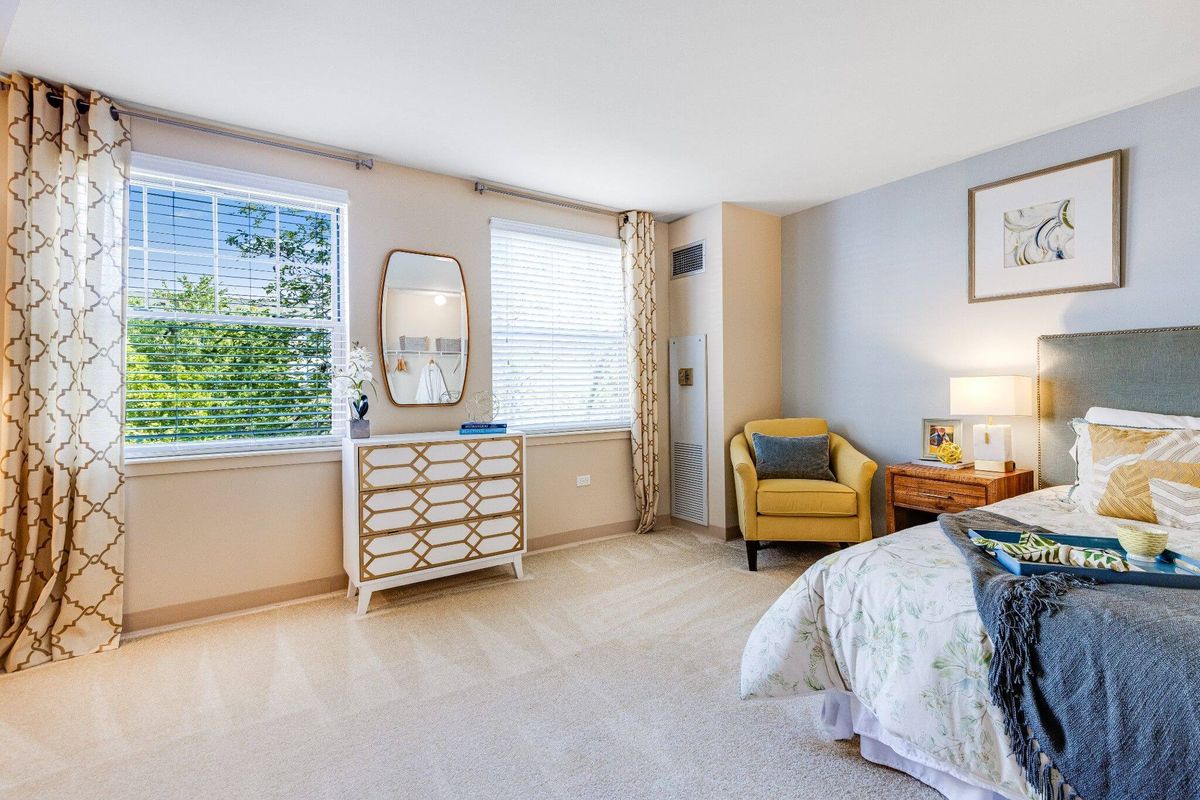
[512,555,524,580]
[356,589,373,617]
[346,582,357,599]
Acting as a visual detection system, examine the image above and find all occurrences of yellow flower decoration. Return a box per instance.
[936,440,963,464]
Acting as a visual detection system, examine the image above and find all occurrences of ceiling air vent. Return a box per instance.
[671,240,705,278]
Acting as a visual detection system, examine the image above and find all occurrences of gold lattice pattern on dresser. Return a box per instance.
[358,437,522,490]
[360,514,524,580]
[360,477,522,534]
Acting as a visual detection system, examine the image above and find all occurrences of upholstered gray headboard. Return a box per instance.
[1037,325,1200,488]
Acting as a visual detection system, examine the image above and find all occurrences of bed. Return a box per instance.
[739,326,1200,800]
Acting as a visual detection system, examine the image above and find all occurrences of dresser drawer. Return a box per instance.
[360,513,524,581]
[358,437,522,490]
[893,475,986,513]
[360,476,522,535]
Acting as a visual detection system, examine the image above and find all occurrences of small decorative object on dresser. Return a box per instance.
[459,420,508,435]
[464,389,503,424]
[885,462,1033,533]
[342,430,526,615]
[336,342,377,439]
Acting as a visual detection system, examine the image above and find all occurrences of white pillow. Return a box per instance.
[1067,418,1091,505]
[1148,478,1200,529]
[1085,407,1200,430]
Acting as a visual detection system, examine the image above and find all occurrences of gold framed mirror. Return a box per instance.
[377,249,469,406]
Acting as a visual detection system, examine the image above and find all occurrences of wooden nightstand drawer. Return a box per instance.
[885,463,1034,533]
[893,475,986,513]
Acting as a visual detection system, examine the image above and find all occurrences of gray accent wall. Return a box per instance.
[781,86,1200,532]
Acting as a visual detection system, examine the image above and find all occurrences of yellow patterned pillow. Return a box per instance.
[1084,423,1200,525]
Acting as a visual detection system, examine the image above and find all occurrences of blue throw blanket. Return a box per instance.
[940,509,1200,800]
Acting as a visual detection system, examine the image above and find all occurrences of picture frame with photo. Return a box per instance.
[921,418,963,460]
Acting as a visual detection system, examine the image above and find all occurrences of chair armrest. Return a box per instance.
[730,433,758,539]
[830,433,878,539]
[830,433,876,493]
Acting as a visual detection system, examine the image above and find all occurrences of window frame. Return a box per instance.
[489,217,631,436]
[124,153,350,461]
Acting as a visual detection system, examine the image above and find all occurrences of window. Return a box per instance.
[490,218,629,434]
[125,154,348,457]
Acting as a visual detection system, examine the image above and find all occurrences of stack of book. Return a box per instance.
[913,459,974,470]
[460,421,507,435]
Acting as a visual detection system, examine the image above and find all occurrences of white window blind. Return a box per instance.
[490,218,630,434]
[125,155,348,457]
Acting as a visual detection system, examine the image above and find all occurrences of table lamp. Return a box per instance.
[949,375,1033,472]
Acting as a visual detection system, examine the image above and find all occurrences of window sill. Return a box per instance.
[125,445,342,477]
[526,428,631,447]
[124,429,631,474]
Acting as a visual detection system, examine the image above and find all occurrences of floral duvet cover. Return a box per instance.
[739,486,1200,799]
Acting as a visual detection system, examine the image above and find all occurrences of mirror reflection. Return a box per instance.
[379,250,468,405]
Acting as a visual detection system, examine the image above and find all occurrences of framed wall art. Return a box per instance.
[968,150,1121,302]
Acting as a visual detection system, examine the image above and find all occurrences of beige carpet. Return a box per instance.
[0,530,938,799]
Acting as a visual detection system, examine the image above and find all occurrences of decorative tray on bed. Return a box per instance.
[967,529,1200,589]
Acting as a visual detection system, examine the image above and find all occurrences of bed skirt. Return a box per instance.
[820,691,1017,800]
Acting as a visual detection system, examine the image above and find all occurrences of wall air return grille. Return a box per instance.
[670,441,707,524]
[668,335,707,526]
[671,241,705,278]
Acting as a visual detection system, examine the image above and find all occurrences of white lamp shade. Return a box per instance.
[949,375,1033,417]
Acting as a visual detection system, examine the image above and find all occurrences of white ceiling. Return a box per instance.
[4,1,1200,219]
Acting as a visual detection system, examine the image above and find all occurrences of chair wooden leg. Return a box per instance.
[745,539,759,571]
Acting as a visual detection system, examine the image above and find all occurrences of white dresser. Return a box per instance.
[342,430,526,615]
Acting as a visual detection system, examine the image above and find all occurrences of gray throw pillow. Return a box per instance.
[751,432,836,481]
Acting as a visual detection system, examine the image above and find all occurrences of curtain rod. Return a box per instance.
[0,73,374,170]
[116,108,373,170]
[474,181,620,217]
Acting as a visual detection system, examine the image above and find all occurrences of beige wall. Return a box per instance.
[118,119,671,628]
[720,203,783,526]
[666,205,725,528]
[667,203,782,531]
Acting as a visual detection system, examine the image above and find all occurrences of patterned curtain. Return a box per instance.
[618,211,659,534]
[1,75,130,672]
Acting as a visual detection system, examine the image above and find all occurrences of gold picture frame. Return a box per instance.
[968,150,1122,302]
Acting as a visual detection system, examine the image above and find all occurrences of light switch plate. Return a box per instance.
[576,475,591,487]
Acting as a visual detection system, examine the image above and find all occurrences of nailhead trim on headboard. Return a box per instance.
[1036,324,1200,489]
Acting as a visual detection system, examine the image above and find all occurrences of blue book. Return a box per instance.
[460,422,507,435]
[461,421,507,429]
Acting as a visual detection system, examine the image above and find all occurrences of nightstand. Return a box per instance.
[885,463,1034,533]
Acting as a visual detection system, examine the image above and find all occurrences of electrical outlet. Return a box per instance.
[576,474,591,487]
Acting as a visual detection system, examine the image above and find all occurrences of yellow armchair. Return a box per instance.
[731,418,878,570]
